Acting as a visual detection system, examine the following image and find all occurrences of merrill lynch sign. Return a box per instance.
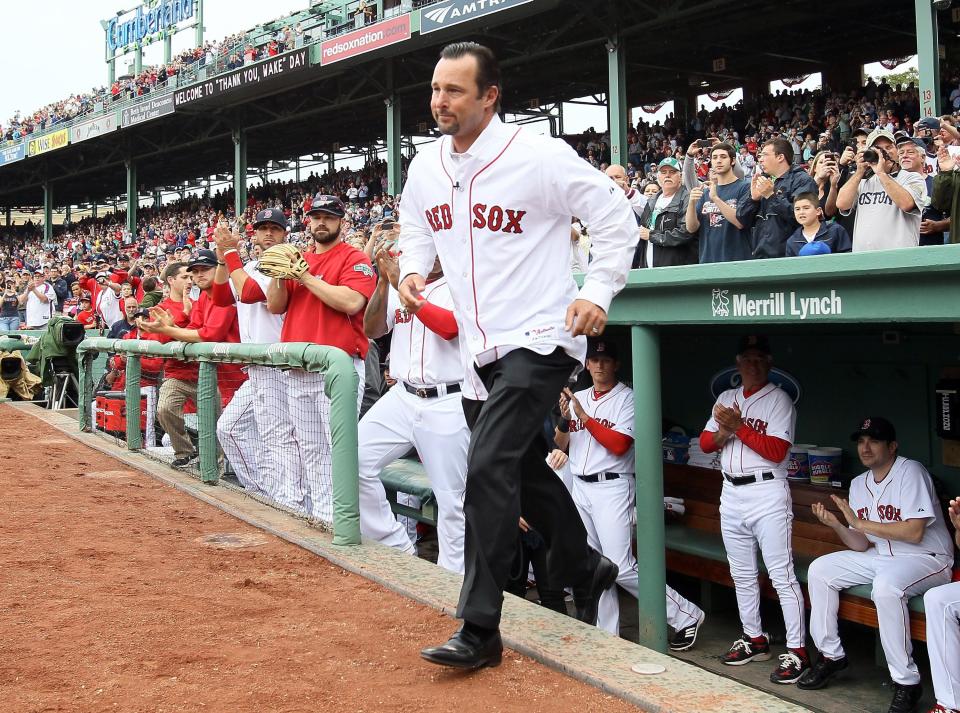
[711,289,842,320]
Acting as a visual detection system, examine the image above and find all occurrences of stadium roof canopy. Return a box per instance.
[0,0,917,208]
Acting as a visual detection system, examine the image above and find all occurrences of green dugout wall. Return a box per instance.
[601,245,960,652]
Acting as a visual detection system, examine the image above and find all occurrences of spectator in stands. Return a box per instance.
[632,158,697,268]
[749,138,818,257]
[898,137,948,246]
[784,193,851,256]
[685,142,754,263]
[932,145,960,244]
[107,297,140,339]
[837,128,926,252]
[20,270,55,329]
[74,293,96,327]
[1,280,20,331]
[62,281,82,316]
[140,277,163,307]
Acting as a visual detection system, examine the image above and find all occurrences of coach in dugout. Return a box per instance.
[140,250,246,468]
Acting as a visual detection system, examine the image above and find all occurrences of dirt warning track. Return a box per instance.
[0,405,638,713]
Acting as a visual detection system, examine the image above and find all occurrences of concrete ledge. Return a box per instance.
[11,402,810,713]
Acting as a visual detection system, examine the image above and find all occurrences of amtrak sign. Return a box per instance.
[420,0,534,33]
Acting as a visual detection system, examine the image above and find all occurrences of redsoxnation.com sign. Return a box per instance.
[320,15,411,66]
[420,0,534,34]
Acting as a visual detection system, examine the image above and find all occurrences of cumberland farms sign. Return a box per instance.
[711,289,843,320]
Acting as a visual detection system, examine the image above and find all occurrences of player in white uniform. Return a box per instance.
[700,335,809,684]
[362,234,468,573]
[403,43,636,670]
[800,417,955,713]
[924,496,960,713]
[211,210,304,510]
[555,339,705,647]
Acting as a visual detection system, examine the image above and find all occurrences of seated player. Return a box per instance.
[801,417,955,713]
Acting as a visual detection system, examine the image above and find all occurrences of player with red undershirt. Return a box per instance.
[700,334,808,685]
[556,338,705,647]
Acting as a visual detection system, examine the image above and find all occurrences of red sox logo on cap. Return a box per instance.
[862,418,871,430]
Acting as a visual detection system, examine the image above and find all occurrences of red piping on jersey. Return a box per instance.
[439,138,456,223]
[467,127,522,349]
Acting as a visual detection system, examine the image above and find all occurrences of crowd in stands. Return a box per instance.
[6,75,960,331]
[0,159,397,329]
[567,79,958,266]
[1,22,309,145]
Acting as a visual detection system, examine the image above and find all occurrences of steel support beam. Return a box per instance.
[916,0,941,119]
[233,128,247,219]
[164,35,173,64]
[43,182,53,243]
[125,159,137,237]
[387,96,402,196]
[65,205,71,225]
[607,34,628,167]
[5,206,11,227]
[631,324,668,652]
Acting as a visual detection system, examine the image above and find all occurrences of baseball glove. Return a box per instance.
[258,244,310,280]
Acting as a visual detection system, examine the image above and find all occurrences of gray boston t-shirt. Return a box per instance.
[843,171,927,252]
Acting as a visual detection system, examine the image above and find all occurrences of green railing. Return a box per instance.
[76,338,361,546]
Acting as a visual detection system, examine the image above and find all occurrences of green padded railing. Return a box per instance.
[77,338,361,545]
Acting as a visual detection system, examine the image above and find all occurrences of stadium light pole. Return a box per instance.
[916,0,941,118]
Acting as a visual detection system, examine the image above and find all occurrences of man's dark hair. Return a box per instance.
[142,276,158,292]
[161,262,185,286]
[764,137,794,165]
[710,142,736,161]
[440,42,501,112]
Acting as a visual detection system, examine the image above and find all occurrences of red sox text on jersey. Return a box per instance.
[424,203,527,234]
[568,417,615,433]
[858,505,903,522]
[743,417,768,434]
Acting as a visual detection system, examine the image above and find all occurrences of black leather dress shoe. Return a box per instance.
[573,553,619,625]
[420,625,503,670]
[796,654,848,690]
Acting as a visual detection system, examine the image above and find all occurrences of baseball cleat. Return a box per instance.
[669,611,705,651]
[797,654,848,690]
[888,682,923,713]
[770,648,809,684]
[721,633,771,665]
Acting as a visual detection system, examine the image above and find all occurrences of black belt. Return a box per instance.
[723,471,776,486]
[577,472,624,483]
[402,381,461,399]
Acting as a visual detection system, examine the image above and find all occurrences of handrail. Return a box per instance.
[76,338,361,545]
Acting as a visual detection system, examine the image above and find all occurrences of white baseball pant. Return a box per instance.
[571,474,703,635]
[249,366,305,511]
[357,384,467,573]
[808,549,953,685]
[719,478,806,648]
[216,378,267,496]
[925,581,960,710]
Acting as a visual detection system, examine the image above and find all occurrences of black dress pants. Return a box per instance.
[457,347,595,629]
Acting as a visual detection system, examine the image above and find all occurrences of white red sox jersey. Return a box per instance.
[232,261,284,344]
[384,278,462,386]
[847,456,955,558]
[704,383,795,475]
[399,114,638,370]
[568,383,635,475]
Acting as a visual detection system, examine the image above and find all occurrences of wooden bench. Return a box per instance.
[379,458,438,527]
[662,463,936,641]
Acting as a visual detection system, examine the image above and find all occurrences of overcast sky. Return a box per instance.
[0,0,306,123]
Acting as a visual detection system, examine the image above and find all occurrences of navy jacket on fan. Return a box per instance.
[785,221,852,256]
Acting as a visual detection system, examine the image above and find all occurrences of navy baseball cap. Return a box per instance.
[586,338,618,360]
[187,249,218,271]
[308,194,346,217]
[896,136,926,150]
[738,334,771,355]
[252,207,288,229]
[850,416,896,443]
